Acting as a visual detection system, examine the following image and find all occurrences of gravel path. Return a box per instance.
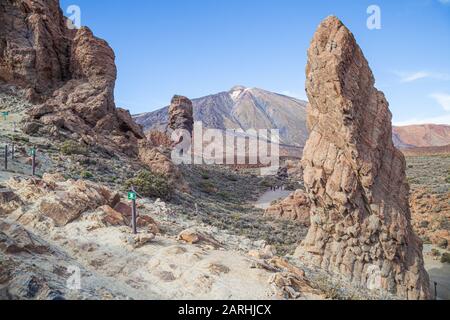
[254,189,292,210]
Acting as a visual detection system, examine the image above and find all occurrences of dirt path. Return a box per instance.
[254,189,292,210]
[423,245,450,300]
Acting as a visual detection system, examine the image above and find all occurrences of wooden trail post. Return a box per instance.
[434,282,438,300]
[4,145,7,171]
[31,147,36,176]
[11,143,14,160]
[128,188,137,234]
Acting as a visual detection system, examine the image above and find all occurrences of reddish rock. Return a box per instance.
[168,95,194,135]
[0,221,49,255]
[265,190,310,225]
[137,216,160,234]
[98,205,127,226]
[37,180,117,226]
[297,16,430,300]
[0,0,144,155]
[114,202,132,218]
[146,131,173,148]
[138,142,188,191]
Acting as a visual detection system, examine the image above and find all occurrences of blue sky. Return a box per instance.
[60,0,450,125]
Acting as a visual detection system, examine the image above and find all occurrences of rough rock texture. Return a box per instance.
[5,176,120,226]
[138,143,182,181]
[0,0,73,98]
[146,131,173,148]
[296,16,430,300]
[0,0,144,155]
[168,95,194,135]
[265,190,310,225]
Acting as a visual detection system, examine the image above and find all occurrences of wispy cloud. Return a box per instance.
[394,92,450,126]
[438,0,450,5]
[394,114,450,126]
[430,92,450,111]
[280,90,308,101]
[393,71,450,83]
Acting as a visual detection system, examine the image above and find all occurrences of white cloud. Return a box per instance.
[438,0,450,5]
[394,113,450,126]
[394,71,450,83]
[280,90,308,101]
[430,93,450,111]
[394,92,450,126]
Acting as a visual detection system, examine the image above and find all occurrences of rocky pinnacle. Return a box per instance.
[168,95,194,135]
[296,16,431,300]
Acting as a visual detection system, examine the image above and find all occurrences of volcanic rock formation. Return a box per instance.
[168,95,194,135]
[0,0,144,155]
[265,190,310,225]
[296,16,431,300]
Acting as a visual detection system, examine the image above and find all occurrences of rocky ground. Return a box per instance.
[407,155,450,250]
[1,86,449,300]
[1,87,397,300]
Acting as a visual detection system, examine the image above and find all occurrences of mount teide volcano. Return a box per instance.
[134,86,309,148]
[134,87,450,154]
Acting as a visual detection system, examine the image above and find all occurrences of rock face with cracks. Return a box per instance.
[296,16,431,300]
[168,95,194,135]
[265,190,311,225]
[0,0,144,156]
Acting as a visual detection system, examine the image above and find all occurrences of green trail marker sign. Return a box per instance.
[1,111,9,120]
[30,148,36,156]
[128,192,137,201]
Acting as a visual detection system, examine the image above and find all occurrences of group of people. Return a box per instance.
[270,185,284,191]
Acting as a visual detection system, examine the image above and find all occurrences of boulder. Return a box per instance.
[265,190,310,224]
[37,180,116,226]
[0,221,49,255]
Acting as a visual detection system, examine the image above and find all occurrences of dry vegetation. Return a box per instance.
[406,155,450,250]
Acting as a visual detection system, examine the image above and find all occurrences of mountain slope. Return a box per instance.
[134,86,309,147]
[134,87,450,151]
[393,124,450,148]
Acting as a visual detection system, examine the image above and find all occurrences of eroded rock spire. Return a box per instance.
[297,16,431,300]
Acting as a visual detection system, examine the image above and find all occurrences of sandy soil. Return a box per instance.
[254,189,292,210]
[423,245,450,300]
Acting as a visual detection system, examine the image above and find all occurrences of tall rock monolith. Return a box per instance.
[296,16,431,300]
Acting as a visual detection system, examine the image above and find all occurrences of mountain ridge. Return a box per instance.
[133,86,309,148]
[133,87,450,151]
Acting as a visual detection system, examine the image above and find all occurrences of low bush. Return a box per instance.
[125,170,173,200]
[441,252,450,264]
[60,140,88,156]
[198,181,216,194]
[80,171,93,179]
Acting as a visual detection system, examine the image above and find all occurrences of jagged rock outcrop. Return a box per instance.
[265,190,310,225]
[138,141,189,191]
[0,0,144,155]
[168,95,194,135]
[296,16,430,300]
[136,95,193,190]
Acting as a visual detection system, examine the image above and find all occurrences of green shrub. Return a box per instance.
[431,249,441,257]
[441,252,450,264]
[125,170,173,200]
[80,171,93,179]
[217,191,232,201]
[198,181,216,194]
[60,140,88,156]
[201,173,210,180]
[225,175,238,182]
[438,239,448,249]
